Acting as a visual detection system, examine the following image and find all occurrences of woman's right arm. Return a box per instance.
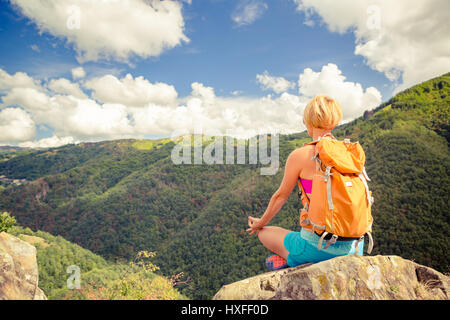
[247,148,305,234]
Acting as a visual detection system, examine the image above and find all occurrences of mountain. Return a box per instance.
[0,73,448,299]
[0,146,30,154]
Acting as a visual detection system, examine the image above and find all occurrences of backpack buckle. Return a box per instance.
[318,232,338,251]
[323,234,338,250]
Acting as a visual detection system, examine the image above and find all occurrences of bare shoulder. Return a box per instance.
[290,144,314,160]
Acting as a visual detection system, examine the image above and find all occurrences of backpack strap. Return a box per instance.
[362,167,371,181]
[319,232,374,254]
[324,165,334,211]
[302,132,336,147]
[358,169,374,206]
[317,132,337,141]
[322,234,338,250]
[366,231,374,254]
[352,232,374,255]
[317,232,339,251]
[317,231,329,251]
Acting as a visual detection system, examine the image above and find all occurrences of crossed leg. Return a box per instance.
[257,226,292,260]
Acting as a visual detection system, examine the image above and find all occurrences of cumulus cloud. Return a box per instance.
[1,87,50,113]
[293,0,450,91]
[298,63,382,121]
[84,74,178,107]
[0,64,381,146]
[0,107,36,143]
[18,135,77,149]
[256,71,296,93]
[0,69,42,92]
[48,78,88,99]
[190,82,216,103]
[232,0,268,27]
[10,0,189,63]
[131,89,306,139]
[0,70,137,145]
[62,99,135,140]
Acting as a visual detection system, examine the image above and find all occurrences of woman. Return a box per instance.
[246,95,364,270]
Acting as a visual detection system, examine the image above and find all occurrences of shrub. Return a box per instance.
[0,211,16,233]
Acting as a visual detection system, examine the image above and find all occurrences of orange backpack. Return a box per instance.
[298,133,374,254]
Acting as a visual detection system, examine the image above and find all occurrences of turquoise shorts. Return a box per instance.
[283,228,364,267]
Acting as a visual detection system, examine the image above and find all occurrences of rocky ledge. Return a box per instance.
[213,255,449,300]
[0,232,47,300]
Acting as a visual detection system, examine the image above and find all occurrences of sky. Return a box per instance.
[0,0,449,148]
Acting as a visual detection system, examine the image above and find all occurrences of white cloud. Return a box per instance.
[256,71,296,93]
[71,67,86,80]
[298,63,382,121]
[0,107,35,143]
[0,69,42,92]
[18,135,77,149]
[84,73,178,107]
[232,0,268,27]
[0,70,136,143]
[10,0,189,63]
[63,99,135,140]
[1,87,50,112]
[293,0,450,91]
[190,82,216,103]
[131,89,306,138]
[48,78,88,99]
[0,64,381,146]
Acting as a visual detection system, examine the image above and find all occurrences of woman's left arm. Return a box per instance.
[247,149,304,235]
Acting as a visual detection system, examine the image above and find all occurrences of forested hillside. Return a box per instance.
[7,224,185,300]
[0,73,448,299]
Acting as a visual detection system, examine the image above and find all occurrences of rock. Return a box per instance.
[0,232,47,300]
[213,255,449,300]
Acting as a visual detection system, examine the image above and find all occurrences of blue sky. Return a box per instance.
[0,0,448,147]
[0,0,391,97]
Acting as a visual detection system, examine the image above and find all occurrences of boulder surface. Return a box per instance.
[213,255,449,300]
[0,232,47,300]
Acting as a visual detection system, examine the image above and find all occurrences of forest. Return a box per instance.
[0,72,448,299]
[3,220,185,300]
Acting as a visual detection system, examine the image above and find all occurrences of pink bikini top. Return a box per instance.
[300,178,313,194]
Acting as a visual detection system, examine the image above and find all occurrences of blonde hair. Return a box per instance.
[303,95,343,129]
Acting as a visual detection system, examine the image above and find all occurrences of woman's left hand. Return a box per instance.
[246,216,263,236]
